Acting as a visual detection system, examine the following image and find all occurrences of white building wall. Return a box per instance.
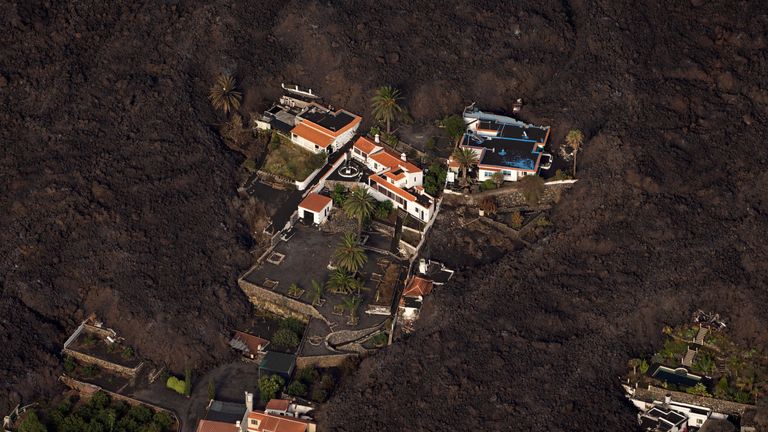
[331,125,359,152]
[291,134,326,154]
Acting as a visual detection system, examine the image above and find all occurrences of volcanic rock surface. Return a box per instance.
[2,0,768,430]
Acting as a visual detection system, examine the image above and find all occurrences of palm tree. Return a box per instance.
[342,295,363,322]
[326,269,356,295]
[343,187,375,235]
[333,233,367,273]
[371,86,404,133]
[310,279,324,306]
[451,147,478,186]
[565,129,585,177]
[209,73,242,115]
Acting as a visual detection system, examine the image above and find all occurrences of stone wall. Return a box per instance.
[238,279,325,323]
[296,353,355,369]
[62,348,143,378]
[60,375,180,432]
[445,181,576,207]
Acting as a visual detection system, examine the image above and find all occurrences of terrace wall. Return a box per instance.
[62,347,143,378]
[238,279,325,323]
[60,375,180,432]
[296,353,355,369]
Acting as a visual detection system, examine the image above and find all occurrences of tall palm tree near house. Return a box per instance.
[565,129,585,177]
[451,147,478,186]
[371,86,404,133]
[333,233,367,274]
[209,73,242,115]
[326,269,356,295]
[342,295,363,322]
[343,187,376,235]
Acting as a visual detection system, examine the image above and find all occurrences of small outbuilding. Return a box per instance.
[259,351,296,380]
[298,193,333,225]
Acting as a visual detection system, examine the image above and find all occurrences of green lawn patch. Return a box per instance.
[262,136,326,181]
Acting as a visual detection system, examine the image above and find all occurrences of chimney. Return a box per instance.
[245,391,254,412]
[401,153,407,161]
[374,134,380,144]
[235,421,241,430]
[664,394,671,408]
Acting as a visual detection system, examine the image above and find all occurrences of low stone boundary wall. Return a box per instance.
[60,375,181,432]
[238,279,325,323]
[62,347,143,378]
[295,163,326,191]
[296,353,355,369]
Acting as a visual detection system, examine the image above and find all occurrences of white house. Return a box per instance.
[351,136,434,222]
[290,104,361,154]
[297,193,333,225]
[449,105,552,182]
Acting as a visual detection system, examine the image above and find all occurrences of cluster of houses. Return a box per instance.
[196,392,315,432]
[257,86,555,229]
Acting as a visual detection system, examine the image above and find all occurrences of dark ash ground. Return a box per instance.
[2,1,768,430]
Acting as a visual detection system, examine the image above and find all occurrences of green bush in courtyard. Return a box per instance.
[166,376,186,395]
[271,328,300,352]
[259,375,285,402]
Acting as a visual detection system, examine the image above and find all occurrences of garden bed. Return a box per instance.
[68,331,141,369]
[261,136,326,181]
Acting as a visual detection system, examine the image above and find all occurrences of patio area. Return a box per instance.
[241,224,406,336]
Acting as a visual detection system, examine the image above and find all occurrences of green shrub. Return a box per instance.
[685,382,711,397]
[536,216,552,227]
[441,114,466,140]
[480,179,496,191]
[83,363,99,377]
[153,412,174,430]
[311,374,335,402]
[552,169,572,181]
[122,346,134,359]
[184,367,192,396]
[19,410,46,432]
[296,367,320,384]
[286,380,307,397]
[64,356,77,373]
[424,162,447,196]
[271,328,300,352]
[89,391,111,410]
[332,184,349,205]
[279,318,305,336]
[269,131,281,151]
[639,359,649,375]
[426,137,437,153]
[259,375,285,402]
[715,376,729,398]
[208,380,216,400]
[166,376,186,395]
[243,159,257,172]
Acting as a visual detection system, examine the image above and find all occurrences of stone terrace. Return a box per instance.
[241,224,404,344]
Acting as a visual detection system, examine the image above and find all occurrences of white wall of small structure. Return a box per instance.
[298,204,331,225]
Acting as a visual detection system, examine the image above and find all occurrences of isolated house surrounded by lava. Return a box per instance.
[351,135,434,221]
[450,105,552,182]
[290,104,361,154]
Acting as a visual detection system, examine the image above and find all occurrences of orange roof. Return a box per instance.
[196,419,237,432]
[265,399,290,411]
[291,122,334,148]
[298,193,332,213]
[246,412,309,432]
[353,136,379,154]
[232,331,269,354]
[369,174,415,202]
[370,149,420,173]
[383,170,406,181]
[402,276,433,297]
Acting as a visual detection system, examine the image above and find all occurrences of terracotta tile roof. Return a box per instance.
[383,170,406,181]
[370,149,421,174]
[246,412,309,432]
[232,331,269,354]
[298,193,332,213]
[265,399,290,412]
[369,174,415,202]
[353,136,379,155]
[196,419,238,432]
[290,122,334,148]
[402,276,434,297]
